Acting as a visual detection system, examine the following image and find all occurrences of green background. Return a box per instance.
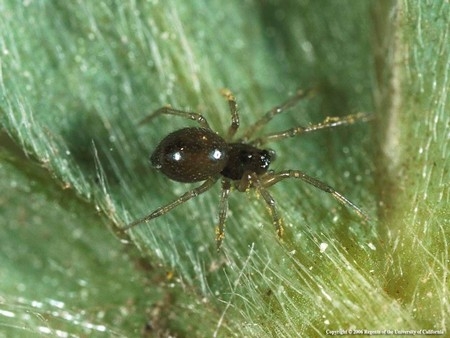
[1,1,448,337]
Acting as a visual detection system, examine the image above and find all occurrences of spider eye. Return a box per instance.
[260,150,272,169]
[266,148,276,162]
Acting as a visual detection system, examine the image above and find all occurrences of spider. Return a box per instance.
[122,88,371,250]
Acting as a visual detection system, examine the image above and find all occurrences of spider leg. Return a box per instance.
[246,173,284,239]
[258,185,284,238]
[252,112,373,146]
[215,179,231,251]
[220,89,240,140]
[138,106,211,129]
[261,170,368,221]
[241,87,317,141]
[122,177,218,231]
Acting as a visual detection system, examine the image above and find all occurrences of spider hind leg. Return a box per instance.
[122,177,218,231]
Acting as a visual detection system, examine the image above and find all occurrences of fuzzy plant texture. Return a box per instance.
[1,1,449,337]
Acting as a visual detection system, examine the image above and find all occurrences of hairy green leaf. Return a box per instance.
[1,0,448,336]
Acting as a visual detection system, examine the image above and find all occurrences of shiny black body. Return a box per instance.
[150,127,273,183]
[123,89,370,250]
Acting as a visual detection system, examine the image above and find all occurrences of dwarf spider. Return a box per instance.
[123,88,371,250]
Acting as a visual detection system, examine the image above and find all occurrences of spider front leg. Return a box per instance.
[259,187,284,238]
[122,177,218,231]
[138,106,211,129]
[261,170,368,221]
[238,172,284,240]
[252,112,373,146]
[215,179,231,251]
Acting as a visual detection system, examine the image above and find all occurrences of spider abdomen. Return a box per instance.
[150,127,228,183]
